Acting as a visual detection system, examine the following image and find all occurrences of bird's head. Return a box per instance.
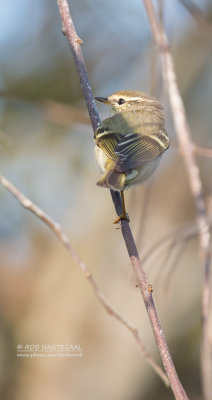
[95,90,162,113]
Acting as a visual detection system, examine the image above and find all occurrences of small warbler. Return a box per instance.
[94,90,169,223]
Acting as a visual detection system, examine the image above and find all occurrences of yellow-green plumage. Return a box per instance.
[94,90,169,192]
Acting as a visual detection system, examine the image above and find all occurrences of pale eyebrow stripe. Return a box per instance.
[112,96,158,103]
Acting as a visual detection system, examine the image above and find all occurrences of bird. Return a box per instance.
[94,90,169,223]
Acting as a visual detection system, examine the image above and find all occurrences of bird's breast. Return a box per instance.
[95,144,108,173]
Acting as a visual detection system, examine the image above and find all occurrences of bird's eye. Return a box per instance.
[117,98,125,105]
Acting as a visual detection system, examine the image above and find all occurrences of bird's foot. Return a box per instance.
[113,213,130,224]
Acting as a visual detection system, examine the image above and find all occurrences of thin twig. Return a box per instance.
[56,1,100,132]
[142,218,212,269]
[0,173,168,385]
[179,0,212,40]
[143,2,211,398]
[56,1,189,398]
[193,144,212,158]
[142,218,212,292]
[163,241,188,296]
[110,193,189,400]
[0,89,91,126]
[41,100,90,126]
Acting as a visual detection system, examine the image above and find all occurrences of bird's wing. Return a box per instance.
[114,130,169,172]
[95,127,121,161]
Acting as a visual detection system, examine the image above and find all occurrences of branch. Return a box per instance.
[0,88,91,127]
[0,173,168,385]
[179,0,212,40]
[193,144,212,158]
[142,217,212,269]
[57,1,189,398]
[143,1,211,398]
[56,2,99,132]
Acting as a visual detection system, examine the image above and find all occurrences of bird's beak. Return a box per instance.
[95,96,109,104]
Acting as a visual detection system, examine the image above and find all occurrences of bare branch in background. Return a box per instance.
[0,173,168,386]
[193,145,212,158]
[143,1,212,398]
[0,89,90,127]
[180,0,212,40]
[56,1,190,398]
[163,242,187,295]
[41,100,90,126]
[142,217,212,270]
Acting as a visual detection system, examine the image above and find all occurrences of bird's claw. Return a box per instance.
[113,213,130,224]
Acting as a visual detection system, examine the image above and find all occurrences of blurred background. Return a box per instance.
[0,0,211,399]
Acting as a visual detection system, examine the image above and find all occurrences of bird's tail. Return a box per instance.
[97,169,125,191]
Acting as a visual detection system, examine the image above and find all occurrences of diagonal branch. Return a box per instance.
[0,173,168,385]
[143,1,212,399]
[56,1,189,398]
